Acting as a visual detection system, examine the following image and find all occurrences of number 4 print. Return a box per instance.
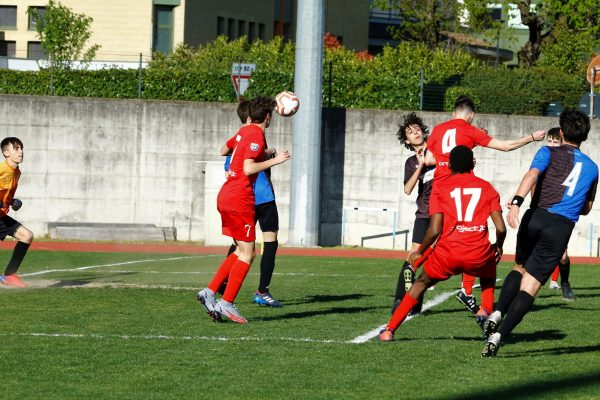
[442,128,457,154]
[562,162,582,196]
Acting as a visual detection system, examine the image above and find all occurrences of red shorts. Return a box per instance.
[424,244,496,281]
[218,208,256,242]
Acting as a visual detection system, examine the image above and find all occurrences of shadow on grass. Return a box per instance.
[254,305,381,321]
[439,368,600,400]
[501,343,600,357]
[47,272,138,287]
[451,329,565,344]
[283,293,372,306]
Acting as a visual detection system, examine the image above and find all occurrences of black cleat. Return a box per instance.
[456,290,478,314]
[561,282,574,300]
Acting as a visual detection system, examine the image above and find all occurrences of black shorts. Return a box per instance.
[255,201,279,233]
[515,208,574,284]
[0,215,21,241]
[412,217,430,244]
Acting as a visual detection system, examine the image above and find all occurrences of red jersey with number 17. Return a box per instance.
[217,124,266,212]
[429,172,501,263]
[427,119,492,181]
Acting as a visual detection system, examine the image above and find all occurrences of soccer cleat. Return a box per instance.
[456,290,478,314]
[196,288,221,321]
[561,282,574,300]
[378,328,394,342]
[214,300,248,324]
[475,306,490,331]
[253,291,283,308]
[483,310,502,337]
[549,280,560,290]
[3,274,28,288]
[481,332,501,357]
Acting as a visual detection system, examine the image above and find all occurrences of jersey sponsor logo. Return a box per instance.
[455,224,487,233]
[437,161,449,167]
[250,143,259,151]
[236,135,241,142]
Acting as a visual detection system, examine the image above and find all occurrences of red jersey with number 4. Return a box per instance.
[217,124,266,212]
[429,172,501,262]
[427,119,492,181]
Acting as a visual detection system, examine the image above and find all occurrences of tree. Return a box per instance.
[372,0,460,49]
[28,0,100,69]
[505,0,600,67]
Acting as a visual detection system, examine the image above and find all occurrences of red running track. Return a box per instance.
[0,241,598,264]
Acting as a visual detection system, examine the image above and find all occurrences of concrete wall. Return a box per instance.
[0,94,598,256]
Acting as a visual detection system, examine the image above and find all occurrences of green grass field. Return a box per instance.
[0,249,599,399]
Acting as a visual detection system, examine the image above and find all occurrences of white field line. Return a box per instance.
[350,290,459,343]
[20,256,202,277]
[0,332,347,344]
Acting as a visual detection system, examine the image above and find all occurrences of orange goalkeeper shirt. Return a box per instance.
[0,160,20,217]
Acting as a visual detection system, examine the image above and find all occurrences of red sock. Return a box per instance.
[480,278,495,314]
[387,293,418,332]
[208,253,238,293]
[462,273,476,296]
[222,259,251,303]
[551,266,560,281]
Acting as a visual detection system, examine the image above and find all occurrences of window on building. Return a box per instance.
[153,5,174,54]
[0,40,16,57]
[227,18,235,39]
[28,6,46,30]
[238,20,246,38]
[27,41,44,59]
[0,5,17,28]
[258,23,265,40]
[217,16,225,36]
[248,21,255,42]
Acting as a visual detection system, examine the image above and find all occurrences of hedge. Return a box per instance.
[0,36,590,115]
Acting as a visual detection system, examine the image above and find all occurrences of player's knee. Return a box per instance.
[513,264,526,275]
[18,227,34,244]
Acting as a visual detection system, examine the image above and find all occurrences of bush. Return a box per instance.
[455,66,586,115]
[0,36,588,116]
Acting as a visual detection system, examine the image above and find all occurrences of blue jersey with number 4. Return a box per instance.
[530,146,598,222]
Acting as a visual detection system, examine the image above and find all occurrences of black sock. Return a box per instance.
[559,258,571,284]
[499,291,535,337]
[4,241,30,276]
[495,270,523,315]
[394,261,411,301]
[258,240,278,293]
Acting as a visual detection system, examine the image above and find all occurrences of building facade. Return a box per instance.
[0,0,369,63]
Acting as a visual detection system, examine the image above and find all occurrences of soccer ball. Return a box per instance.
[275,91,300,117]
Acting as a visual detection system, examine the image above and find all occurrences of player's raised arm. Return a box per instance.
[486,130,545,152]
[404,148,425,195]
[243,151,290,176]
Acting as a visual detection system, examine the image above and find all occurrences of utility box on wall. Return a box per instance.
[203,161,230,246]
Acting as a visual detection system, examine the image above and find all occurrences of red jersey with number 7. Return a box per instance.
[217,124,266,212]
[429,172,502,262]
[427,119,492,181]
